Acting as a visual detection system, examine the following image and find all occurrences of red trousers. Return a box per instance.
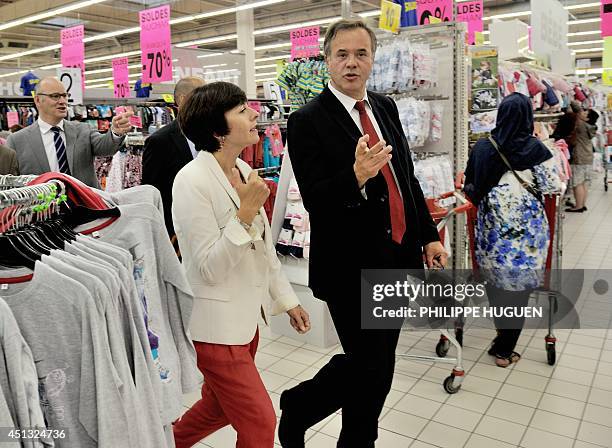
[173,330,276,448]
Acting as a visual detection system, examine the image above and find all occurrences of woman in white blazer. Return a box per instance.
[171,82,310,448]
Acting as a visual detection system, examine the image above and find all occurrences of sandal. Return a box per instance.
[493,352,521,368]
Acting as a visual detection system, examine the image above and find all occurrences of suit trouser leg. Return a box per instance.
[173,330,276,448]
[281,299,400,447]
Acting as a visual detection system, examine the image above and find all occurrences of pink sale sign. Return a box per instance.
[456,0,484,45]
[139,5,173,83]
[60,25,85,72]
[112,57,130,99]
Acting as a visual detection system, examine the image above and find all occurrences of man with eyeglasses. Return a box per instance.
[6,77,133,187]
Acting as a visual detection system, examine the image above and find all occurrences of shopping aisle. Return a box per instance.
[184,182,612,448]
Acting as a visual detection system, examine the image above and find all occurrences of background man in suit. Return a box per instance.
[279,19,447,448]
[142,76,205,240]
[0,144,19,175]
[6,77,132,187]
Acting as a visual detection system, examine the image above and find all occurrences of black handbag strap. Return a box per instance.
[488,136,544,206]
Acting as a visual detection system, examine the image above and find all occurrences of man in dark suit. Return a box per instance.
[6,77,132,187]
[142,76,205,240]
[279,19,447,447]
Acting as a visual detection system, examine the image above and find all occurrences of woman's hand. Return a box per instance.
[287,305,311,334]
[232,170,270,225]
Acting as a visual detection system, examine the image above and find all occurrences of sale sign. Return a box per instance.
[290,26,320,60]
[380,0,402,33]
[139,5,173,83]
[60,25,85,73]
[602,0,612,37]
[6,112,19,128]
[417,0,453,25]
[456,0,483,45]
[112,57,130,99]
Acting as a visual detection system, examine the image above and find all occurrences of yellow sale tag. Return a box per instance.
[31,91,36,97]
[380,0,401,33]
[474,32,485,46]
[604,37,612,86]
[162,93,175,103]
[430,16,442,24]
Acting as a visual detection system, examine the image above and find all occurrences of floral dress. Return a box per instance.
[475,156,561,291]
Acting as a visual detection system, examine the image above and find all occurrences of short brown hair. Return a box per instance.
[178,82,247,152]
[324,19,377,58]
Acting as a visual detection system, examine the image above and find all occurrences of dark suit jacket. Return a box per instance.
[142,120,194,237]
[288,87,439,301]
[6,121,121,187]
[0,144,19,175]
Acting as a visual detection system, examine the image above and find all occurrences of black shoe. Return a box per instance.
[565,200,575,208]
[565,207,586,213]
[278,391,306,448]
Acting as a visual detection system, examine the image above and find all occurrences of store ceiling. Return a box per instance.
[0,0,603,83]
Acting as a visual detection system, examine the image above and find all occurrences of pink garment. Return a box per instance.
[264,125,284,157]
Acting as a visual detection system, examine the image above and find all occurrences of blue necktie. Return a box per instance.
[51,126,71,175]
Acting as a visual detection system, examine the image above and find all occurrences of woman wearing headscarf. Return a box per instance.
[464,93,561,368]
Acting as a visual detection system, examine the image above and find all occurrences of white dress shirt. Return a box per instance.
[37,118,64,172]
[327,81,402,198]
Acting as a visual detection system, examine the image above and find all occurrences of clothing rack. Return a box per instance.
[0,179,63,208]
[0,174,38,189]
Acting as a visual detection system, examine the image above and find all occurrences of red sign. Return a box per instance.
[456,1,483,44]
[6,111,19,128]
[290,26,320,60]
[602,0,612,37]
[417,0,453,25]
[112,57,130,99]
[139,5,173,83]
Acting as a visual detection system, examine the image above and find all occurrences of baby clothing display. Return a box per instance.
[395,98,444,148]
[276,57,329,112]
[275,177,310,259]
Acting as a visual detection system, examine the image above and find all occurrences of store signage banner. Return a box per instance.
[530,0,568,58]
[602,0,612,37]
[139,5,173,83]
[6,111,19,128]
[416,0,453,25]
[603,36,612,85]
[56,67,83,104]
[290,26,320,60]
[60,25,85,72]
[380,0,402,33]
[112,57,130,99]
[456,0,483,45]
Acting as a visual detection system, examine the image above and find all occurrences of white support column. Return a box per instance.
[341,0,352,19]
[237,9,256,97]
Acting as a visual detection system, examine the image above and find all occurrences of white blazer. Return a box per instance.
[172,151,300,345]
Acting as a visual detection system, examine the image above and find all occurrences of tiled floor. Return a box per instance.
[186,179,612,448]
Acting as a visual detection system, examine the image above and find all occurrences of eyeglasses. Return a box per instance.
[37,92,71,101]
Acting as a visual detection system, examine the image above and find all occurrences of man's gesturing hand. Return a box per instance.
[353,134,393,188]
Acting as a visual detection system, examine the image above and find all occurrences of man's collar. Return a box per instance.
[38,118,65,133]
[327,81,370,115]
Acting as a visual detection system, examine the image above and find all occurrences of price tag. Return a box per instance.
[112,57,130,99]
[56,67,83,104]
[417,0,453,25]
[162,93,174,103]
[6,111,19,128]
[139,5,173,83]
[379,0,402,33]
[129,115,143,128]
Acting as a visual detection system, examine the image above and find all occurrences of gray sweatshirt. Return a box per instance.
[74,203,201,424]
[0,263,130,448]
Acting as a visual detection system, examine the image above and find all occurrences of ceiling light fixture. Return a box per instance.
[256,64,279,70]
[255,54,289,62]
[567,30,601,37]
[568,18,601,25]
[568,40,604,47]
[573,47,603,53]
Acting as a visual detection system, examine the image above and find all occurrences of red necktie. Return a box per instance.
[354,100,406,244]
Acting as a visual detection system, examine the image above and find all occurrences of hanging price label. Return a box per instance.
[379,0,402,33]
[139,5,173,83]
[6,111,19,128]
[112,57,130,99]
[61,25,85,72]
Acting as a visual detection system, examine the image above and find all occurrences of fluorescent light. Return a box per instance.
[254,17,339,35]
[0,69,29,79]
[358,10,381,18]
[177,34,238,48]
[0,0,109,32]
[197,53,224,59]
[255,71,277,77]
[256,77,277,83]
[255,55,289,62]
[202,63,227,69]
[172,0,285,24]
[573,48,603,53]
[576,68,603,74]
[568,31,601,37]
[85,50,140,63]
[256,64,278,70]
[568,18,601,26]
[40,63,62,70]
[85,63,141,75]
[568,40,603,47]
[484,11,531,21]
[565,2,599,10]
[86,83,113,89]
[255,42,292,51]
[0,44,61,62]
[84,26,140,42]
[85,72,140,83]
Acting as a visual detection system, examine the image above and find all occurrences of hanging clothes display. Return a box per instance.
[275,57,329,112]
[0,174,201,448]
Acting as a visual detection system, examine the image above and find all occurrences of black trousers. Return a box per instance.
[486,284,532,358]
[282,298,400,447]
